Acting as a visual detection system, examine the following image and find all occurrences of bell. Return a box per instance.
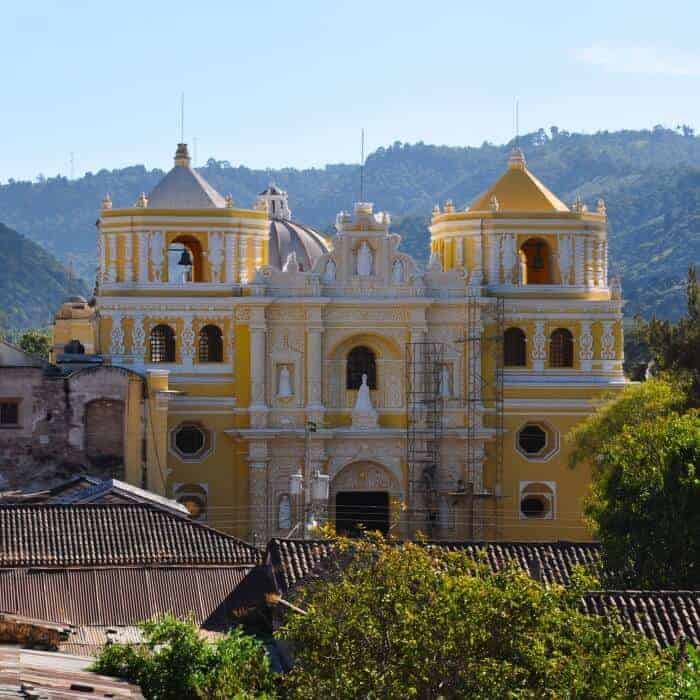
[532,244,544,270]
[177,248,193,267]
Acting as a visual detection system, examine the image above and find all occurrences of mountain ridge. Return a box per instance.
[0,125,697,319]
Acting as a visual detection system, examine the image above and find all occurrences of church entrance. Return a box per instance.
[335,491,390,536]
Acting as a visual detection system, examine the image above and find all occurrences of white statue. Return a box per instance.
[277,365,293,397]
[391,258,404,284]
[351,373,378,429]
[323,258,336,283]
[439,364,451,398]
[357,242,373,277]
[283,251,300,273]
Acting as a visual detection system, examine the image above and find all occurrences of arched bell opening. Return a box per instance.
[520,238,552,284]
[169,235,204,283]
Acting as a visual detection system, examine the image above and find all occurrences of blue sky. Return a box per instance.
[2,0,699,182]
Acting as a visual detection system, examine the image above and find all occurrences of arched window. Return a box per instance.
[198,325,223,363]
[503,327,526,367]
[549,328,573,368]
[150,324,175,363]
[520,238,552,284]
[346,346,377,390]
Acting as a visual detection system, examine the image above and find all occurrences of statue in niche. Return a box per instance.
[277,365,294,397]
[439,364,451,398]
[357,242,373,277]
[352,373,378,429]
[278,494,292,530]
[392,258,404,284]
[323,258,336,282]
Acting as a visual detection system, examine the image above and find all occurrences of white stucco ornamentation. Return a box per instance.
[150,232,164,282]
[558,234,573,285]
[209,232,224,282]
[109,314,124,356]
[131,315,146,359]
[181,317,195,365]
[601,321,616,360]
[501,233,516,284]
[574,238,585,286]
[579,321,594,370]
[531,321,546,371]
[107,235,118,283]
[123,234,133,282]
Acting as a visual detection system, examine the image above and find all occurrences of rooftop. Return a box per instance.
[0,504,261,567]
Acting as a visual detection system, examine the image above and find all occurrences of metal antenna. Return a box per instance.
[180,93,185,143]
[360,128,365,201]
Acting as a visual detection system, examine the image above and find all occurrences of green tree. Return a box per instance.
[278,534,679,699]
[91,615,277,700]
[568,378,687,469]
[584,412,700,589]
[16,327,52,360]
[634,265,700,403]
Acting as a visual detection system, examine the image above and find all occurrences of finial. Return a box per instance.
[508,147,526,170]
[444,199,455,213]
[572,195,587,213]
[432,204,441,216]
[597,198,607,217]
[174,143,191,167]
[134,192,148,208]
[489,195,500,212]
[101,193,112,210]
[427,251,443,272]
[254,198,267,212]
[225,194,234,208]
[610,276,622,299]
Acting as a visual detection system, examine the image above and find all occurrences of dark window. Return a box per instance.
[0,402,19,426]
[335,491,390,536]
[521,496,547,518]
[175,425,205,455]
[504,327,527,366]
[550,328,573,368]
[518,425,547,454]
[150,325,175,363]
[198,325,223,363]
[346,346,377,390]
[64,339,85,354]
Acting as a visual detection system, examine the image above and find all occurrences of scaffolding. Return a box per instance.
[464,291,505,539]
[406,341,444,537]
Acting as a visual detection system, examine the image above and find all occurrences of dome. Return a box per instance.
[256,183,329,271]
[268,219,328,271]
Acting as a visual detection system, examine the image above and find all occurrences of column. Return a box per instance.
[131,313,146,362]
[594,241,605,287]
[138,232,149,283]
[224,233,236,284]
[248,440,269,545]
[488,233,501,285]
[97,233,105,284]
[238,236,248,284]
[250,307,268,427]
[123,234,133,283]
[306,325,325,422]
[107,235,117,283]
[584,238,594,287]
[574,238,585,286]
[603,241,609,287]
[109,313,125,358]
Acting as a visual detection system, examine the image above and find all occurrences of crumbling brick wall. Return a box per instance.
[0,365,137,491]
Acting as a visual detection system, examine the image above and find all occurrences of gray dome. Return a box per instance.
[268,219,328,272]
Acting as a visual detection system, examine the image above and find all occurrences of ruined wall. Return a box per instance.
[0,365,141,491]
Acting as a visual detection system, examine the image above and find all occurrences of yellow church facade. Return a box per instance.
[54,144,625,543]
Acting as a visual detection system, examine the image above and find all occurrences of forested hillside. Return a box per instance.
[0,223,88,329]
[0,126,697,318]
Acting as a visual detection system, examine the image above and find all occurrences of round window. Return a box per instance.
[518,425,547,455]
[175,426,205,455]
[521,496,548,518]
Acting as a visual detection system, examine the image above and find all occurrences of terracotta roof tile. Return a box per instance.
[0,504,261,567]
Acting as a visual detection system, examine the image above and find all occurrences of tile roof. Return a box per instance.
[0,645,144,698]
[0,566,250,630]
[0,504,261,567]
[581,591,700,648]
[266,538,603,596]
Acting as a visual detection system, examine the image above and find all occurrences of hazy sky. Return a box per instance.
[2,0,699,182]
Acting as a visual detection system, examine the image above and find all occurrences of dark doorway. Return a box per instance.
[335,491,390,536]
